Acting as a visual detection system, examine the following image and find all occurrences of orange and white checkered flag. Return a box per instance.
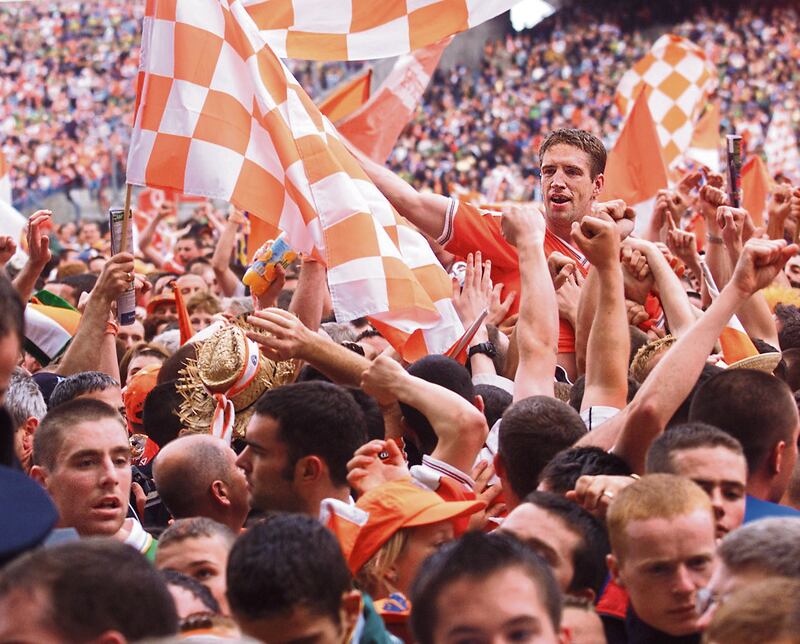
[127,0,463,360]
[243,0,517,61]
[615,34,717,168]
[765,108,800,183]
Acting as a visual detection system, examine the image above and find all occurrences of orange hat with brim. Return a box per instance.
[123,364,161,428]
[336,480,485,574]
[146,293,176,316]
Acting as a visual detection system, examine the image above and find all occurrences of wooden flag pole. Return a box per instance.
[121,183,133,253]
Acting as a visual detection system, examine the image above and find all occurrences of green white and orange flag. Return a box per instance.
[24,291,81,367]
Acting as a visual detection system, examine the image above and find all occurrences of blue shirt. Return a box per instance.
[744,495,800,523]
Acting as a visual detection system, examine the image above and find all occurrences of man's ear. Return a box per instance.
[493,453,506,481]
[87,630,126,644]
[211,479,231,507]
[339,590,362,636]
[473,395,485,414]
[770,440,786,476]
[593,172,605,198]
[607,553,623,587]
[297,455,323,483]
[569,587,596,604]
[29,464,48,488]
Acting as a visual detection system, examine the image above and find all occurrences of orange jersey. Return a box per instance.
[440,199,589,353]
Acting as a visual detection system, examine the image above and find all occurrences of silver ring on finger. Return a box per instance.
[603,490,615,500]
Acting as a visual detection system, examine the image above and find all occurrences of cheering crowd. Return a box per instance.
[5,1,800,644]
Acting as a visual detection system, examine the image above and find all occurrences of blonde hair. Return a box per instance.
[629,335,676,383]
[704,578,800,644]
[186,292,222,315]
[607,474,712,560]
[355,529,409,599]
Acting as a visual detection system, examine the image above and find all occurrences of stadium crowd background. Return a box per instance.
[1,0,799,219]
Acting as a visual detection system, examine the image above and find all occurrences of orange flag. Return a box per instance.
[741,155,772,227]
[171,282,194,346]
[337,38,451,163]
[686,102,720,172]
[317,69,372,124]
[600,89,668,232]
[719,315,759,365]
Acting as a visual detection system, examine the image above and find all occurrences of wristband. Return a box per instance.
[706,234,724,244]
[105,320,120,336]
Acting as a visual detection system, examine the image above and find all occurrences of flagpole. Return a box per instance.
[121,183,132,254]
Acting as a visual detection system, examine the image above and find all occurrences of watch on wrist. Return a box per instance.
[468,341,497,360]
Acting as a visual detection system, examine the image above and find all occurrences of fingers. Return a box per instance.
[248,308,297,330]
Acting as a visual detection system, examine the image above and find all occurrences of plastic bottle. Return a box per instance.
[242,233,298,296]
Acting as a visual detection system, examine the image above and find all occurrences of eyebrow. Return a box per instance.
[693,478,745,489]
[520,536,559,562]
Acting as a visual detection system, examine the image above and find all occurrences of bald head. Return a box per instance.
[153,434,249,531]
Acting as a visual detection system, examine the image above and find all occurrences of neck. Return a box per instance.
[304,484,350,518]
[545,217,574,242]
[747,471,782,503]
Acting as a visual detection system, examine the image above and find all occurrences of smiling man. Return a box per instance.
[605,474,717,644]
[351,128,625,378]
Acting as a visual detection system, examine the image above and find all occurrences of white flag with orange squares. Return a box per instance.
[242,0,517,61]
[127,0,463,360]
[615,34,717,168]
[764,108,800,183]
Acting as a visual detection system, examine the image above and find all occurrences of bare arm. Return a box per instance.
[361,354,487,475]
[247,308,369,387]
[13,210,53,303]
[288,259,327,332]
[137,205,170,268]
[346,139,451,239]
[211,208,245,297]
[57,253,134,381]
[500,206,557,400]
[572,215,629,411]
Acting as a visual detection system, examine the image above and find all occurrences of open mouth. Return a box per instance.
[93,497,122,511]
[550,194,571,204]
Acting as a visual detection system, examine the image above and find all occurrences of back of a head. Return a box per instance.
[606,474,712,560]
[153,435,234,519]
[705,578,800,644]
[159,516,236,551]
[5,368,47,430]
[34,398,126,471]
[689,370,797,474]
[226,514,351,624]
[718,517,800,578]
[474,384,512,429]
[253,381,368,487]
[48,371,119,409]
[410,531,562,644]
[568,376,639,412]
[498,396,587,500]
[142,381,185,447]
[345,387,385,442]
[539,447,632,495]
[779,317,800,350]
[667,363,724,428]
[0,539,178,641]
[646,422,745,475]
[523,491,610,598]
[401,356,474,455]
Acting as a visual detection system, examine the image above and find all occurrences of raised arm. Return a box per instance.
[13,210,52,304]
[498,206,557,400]
[570,214,629,411]
[211,206,246,297]
[612,237,798,472]
[361,354,487,475]
[346,140,451,239]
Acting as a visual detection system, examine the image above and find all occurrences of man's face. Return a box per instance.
[501,504,582,594]
[0,587,62,644]
[127,354,163,382]
[669,447,747,539]
[79,223,100,244]
[784,255,800,288]
[32,419,132,536]
[0,332,19,405]
[236,414,302,513]
[175,239,200,265]
[695,562,768,630]
[191,264,220,294]
[190,310,215,333]
[118,319,145,350]
[432,566,565,644]
[609,510,716,636]
[156,534,231,615]
[176,273,207,298]
[540,144,602,232]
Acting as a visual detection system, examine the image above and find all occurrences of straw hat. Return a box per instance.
[726,352,782,374]
[176,324,294,441]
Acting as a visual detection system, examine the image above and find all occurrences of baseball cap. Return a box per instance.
[123,363,162,428]
[146,293,176,316]
[0,466,58,565]
[337,480,484,573]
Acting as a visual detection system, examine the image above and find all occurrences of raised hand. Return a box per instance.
[666,228,701,272]
[570,214,620,271]
[26,210,52,268]
[359,352,407,406]
[500,204,545,248]
[347,439,410,495]
[0,235,16,267]
[452,251,493,326]
[486,283,516,327]
[93,252,135,303]
[593,199,636,238]
[247,307,314,362]
[566,474,636,519]
[698,184,728,221]
[716,206,751,256]
[547,251,578,290]
[556,271,584,327]
[730,238,799,296]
